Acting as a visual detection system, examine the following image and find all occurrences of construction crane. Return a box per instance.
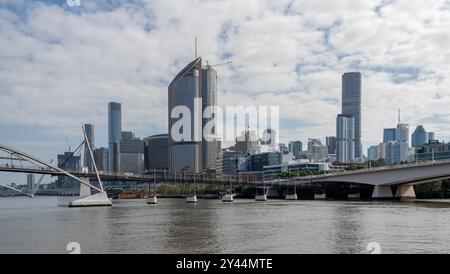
[206,60,232,68]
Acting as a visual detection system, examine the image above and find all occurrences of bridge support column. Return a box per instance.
[372,185,393,200]
[395,185,416,200]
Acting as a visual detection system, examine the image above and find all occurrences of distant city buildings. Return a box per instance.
[367,145,378,161]
[247,152,282,172]
[428,132,436,142]
[234,130,258,156]
[342,72,362,159]
[417,141,450,162]
[412,125,428,148]
[306,138,328,162]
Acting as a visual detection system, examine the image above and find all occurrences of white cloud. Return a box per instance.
[1,0,450,157]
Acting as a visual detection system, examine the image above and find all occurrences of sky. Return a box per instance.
[1,0,450,184]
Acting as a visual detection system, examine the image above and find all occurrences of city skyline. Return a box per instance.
[1,0,450,165]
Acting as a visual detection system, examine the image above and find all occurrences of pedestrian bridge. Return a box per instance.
[294,161,450,199]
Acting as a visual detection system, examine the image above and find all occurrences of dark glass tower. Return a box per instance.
[168,57,203,173]
[108,102,122,172]
[342,72,362,158]
[83,124,95,173]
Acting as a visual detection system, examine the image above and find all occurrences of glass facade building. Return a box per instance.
[108,102,122,172]
[412,125,428,148]
[201,65,219,172]
[168,57,203,173]
[383,128,397,143]
[83,124,95,173]
[336,114,355,163]
[144,134,169,171]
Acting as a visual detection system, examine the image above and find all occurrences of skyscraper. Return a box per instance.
[428,132,436,142]
[168,57,203,173]
[383,128,397,143]
[27,174,35,192]
[120,131,144,174]
[342,72,362,158]
[202,64,220,172]
[289,141,303,159]
[412,125,428,147]
[397,123,409,144]
[367,145,379,161]
[336,114,355,163]
[83,124,95,173]
[108,102,122,172]
[56,152,81,190]
[326,136,337,155]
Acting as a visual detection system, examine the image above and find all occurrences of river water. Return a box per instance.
[1,197,450,254]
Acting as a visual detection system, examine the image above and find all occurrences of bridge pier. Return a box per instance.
[371,185,393,200]
[395,185,416,200]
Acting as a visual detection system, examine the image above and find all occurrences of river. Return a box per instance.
[1,197,450,254]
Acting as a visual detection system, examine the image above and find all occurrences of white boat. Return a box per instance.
[348,193,360,200]
[147,196,158,204]
[285,193,298,200]
[255,194,267,201]
[314,193,326,200]
[221,194,234,203]
[186,195,197,203]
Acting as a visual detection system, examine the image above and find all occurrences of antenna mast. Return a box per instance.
[195,37,197,59]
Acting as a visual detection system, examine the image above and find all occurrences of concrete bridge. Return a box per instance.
[2,143,450,200]
[292,161,450,199]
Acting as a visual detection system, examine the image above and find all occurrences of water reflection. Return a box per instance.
[2,197,450,253]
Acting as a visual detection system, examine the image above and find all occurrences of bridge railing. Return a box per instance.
[291,159,450,181]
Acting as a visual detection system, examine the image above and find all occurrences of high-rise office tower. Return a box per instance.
[168,57,203,173]
[336,114,355,163]
[367,145,379,161]
[428,132,436,142]
[108,102,122,172]
[383,128,397,143]
[289,141,303,159]
[306,138,328,162]
[56,152,81,190]
[326,136,337,155]
[396,124,409,144]
[202,64,219,172]
[83,124,94,172]
[27,174,35,192]
[120,131,144,174]
[342,72,362,158]
[412,125,428,147]
[94,147,109,172]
